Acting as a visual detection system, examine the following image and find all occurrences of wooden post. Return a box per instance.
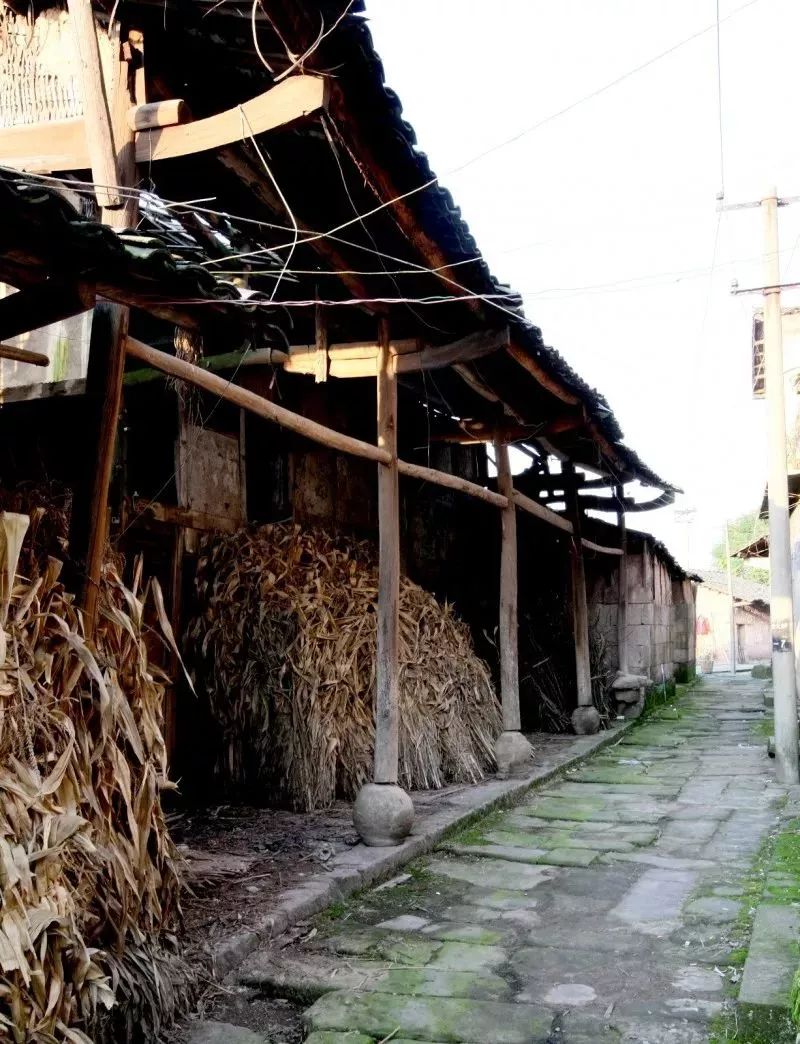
[352,318,413,845]
[616,483,629,674]
[494,441,520,731]
[564,462,599,733]
[66,0,120,208]
[492,442,533,776]
[374,316,400,784]
[69,14,139,629]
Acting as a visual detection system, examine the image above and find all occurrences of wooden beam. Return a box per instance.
[135,76,327,163]
[374,317,400,785]
[0,281,95,342]
[394,327,509,374]
[495,441,520,732]
[66,0,119,207]
[581,537,624,557]
[398,460,507,508]
[138,500,240,533]
[124,346,287,385]
[454,363,526,422]
[0,343,48,366]
[127,98,189,132]
[217,145,377,306]
[507,340,579,406]
[126,336,389,464]
[280,327,508,377]
[568,490,674,513]
[0,76,327,172]
[512,490,574,534]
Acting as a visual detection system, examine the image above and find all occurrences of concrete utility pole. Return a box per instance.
[762,187,800,783]
[725,521,736,674]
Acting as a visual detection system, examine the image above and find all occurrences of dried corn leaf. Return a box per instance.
[187,523,502,811]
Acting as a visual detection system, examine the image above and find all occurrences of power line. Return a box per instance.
[444,0,761,179]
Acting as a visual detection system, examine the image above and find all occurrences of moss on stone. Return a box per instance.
[709,1002,795,1043]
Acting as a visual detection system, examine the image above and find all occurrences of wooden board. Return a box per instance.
[177,425,244,524]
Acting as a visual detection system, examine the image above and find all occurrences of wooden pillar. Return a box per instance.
[492,442,532,775]
[494,441,520,732]
[564,462,598,733]
[374,316,400,784]
[353,318,413,845]
[68,9,139,630]
[616,483,629,674]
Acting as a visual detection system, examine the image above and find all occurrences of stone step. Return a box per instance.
[184,1022,270,1044]
[240,949,513,1003]
[304,990,554,1043]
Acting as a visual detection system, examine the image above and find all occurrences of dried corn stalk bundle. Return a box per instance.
[0,513,189,1043]
[187,523,502,811]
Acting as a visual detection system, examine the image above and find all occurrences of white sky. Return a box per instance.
[364,0,800,569]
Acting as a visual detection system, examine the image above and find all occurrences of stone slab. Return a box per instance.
[305,990,553,1043]
[609,868,698,937]
[427,857,557,891]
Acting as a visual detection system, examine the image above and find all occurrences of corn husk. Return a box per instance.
[0,513,189,1043]
[187,523,502,811]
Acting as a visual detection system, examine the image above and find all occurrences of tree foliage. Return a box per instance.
[712,511,769,583]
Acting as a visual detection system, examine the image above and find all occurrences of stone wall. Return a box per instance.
[588,539,696,684]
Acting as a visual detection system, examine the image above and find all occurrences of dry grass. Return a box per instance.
[187,523,502,811]
[0,512,190,1043]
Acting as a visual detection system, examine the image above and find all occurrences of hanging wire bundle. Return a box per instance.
[0,514,190,1043]
[186,523,502,810]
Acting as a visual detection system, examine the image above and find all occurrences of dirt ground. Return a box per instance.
[172,802,361,951]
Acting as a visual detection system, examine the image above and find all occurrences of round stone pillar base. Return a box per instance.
[353,782,414,847]
[494,730,534,778]
[571,705,601,735]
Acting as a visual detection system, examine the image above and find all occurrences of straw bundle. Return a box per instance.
[0,513,189,1043]
[187,523,502,811]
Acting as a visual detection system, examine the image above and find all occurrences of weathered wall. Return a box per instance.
[588,541,696,682]
[695,586,770,670]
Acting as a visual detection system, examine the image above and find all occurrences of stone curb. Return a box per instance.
[212,715,643,979]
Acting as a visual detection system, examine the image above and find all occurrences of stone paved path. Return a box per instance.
[200,676,793,1043]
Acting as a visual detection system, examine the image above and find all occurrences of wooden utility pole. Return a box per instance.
[564,462,599,734]
[762,187,799,783]
[615,483,628,675]
[725,520,736,674]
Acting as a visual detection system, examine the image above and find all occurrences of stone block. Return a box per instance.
[305,990,553,1043]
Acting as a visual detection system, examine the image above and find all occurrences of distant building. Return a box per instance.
[695,571,770,672]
